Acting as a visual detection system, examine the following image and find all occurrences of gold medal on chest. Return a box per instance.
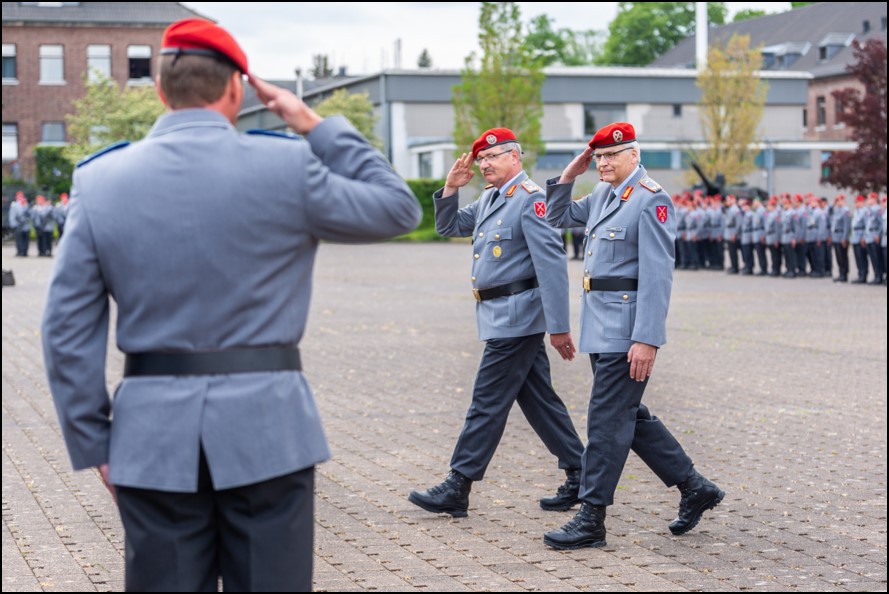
[493,245,502,258]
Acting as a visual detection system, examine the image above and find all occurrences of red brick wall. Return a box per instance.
[2,23,165,179]
[804,75,865,141]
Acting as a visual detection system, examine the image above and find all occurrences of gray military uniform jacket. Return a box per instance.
[8,200,30,230]
[830,206,850,243]
[546,166,674,354]
[41,110,422,492]
[764,209,781,244]
[433,172,570,341]
[851,208,869,243]
[780,208,797,244]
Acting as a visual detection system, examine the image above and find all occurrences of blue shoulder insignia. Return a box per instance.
[76,141,130,168]
[246,129,302,140]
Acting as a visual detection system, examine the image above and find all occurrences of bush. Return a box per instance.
[34,145,73,196]
[402,178,445,241]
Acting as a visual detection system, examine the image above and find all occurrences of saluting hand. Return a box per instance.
[443,153,475,196]
[248,75,322,135]
[559,147,594,184]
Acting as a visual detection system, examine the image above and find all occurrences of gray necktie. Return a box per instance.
[485,189,500,218]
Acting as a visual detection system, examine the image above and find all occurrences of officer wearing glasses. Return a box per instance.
[408,128,585,518]
[543,122,724,549]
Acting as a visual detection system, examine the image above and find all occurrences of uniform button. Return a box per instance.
[622,294,629,301]
[588,251,592,256]
[591,233,596,238]
[497,219,502,225]
[609,232,615,238]
[471,276,476,282]
[478,231,484,238]
[495,233,500,239]
[584,269,588,274]
[474,254,480,260]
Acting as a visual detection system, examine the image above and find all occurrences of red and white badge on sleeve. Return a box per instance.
[656,205,668,223]
[534,201,547,217]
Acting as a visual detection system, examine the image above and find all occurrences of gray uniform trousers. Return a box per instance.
[117,453,314,592]
[580,353,693,506]
[450,333,584,481]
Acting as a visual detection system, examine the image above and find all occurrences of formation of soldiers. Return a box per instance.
[7,191,69,257]
[673,191,887,285]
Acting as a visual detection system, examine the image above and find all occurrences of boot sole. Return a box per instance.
[539,499,580,512]
[669,489,725,535]
[543,535,606,550]
[408,493,468,518]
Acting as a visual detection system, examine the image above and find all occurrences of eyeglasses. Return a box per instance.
[592,147,633,162]
[475,149,512,165]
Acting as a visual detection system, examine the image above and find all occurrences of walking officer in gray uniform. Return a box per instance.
[408,128,584,518]
[42,18,422,591]
[543,122,723,549]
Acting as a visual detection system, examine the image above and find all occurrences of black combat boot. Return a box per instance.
[408,470,472,517]
[543,502,607,549]
[669,470,725,535]
[539,469,581,511]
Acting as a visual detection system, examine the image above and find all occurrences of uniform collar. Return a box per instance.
[497,170,526,194]
[147,108,234,138]
[611,165,642,198]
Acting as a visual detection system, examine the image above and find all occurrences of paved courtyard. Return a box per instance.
[2,241,886,591]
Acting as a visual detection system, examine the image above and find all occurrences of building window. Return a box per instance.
[87,44,111,81]
[816,96,826,127]
[640,150,672,170]
[2,44,16,81]
[834,97,845,127]
[583,104,626,136]
[2,123,18,160]
[417,152,432,178]
[128,45,151,80]
[41,121,66,145]
[672,104,682,118]
[802,108,807,128]
[40,44,64,84]
[775,150,811,169]
[536,151,576,171]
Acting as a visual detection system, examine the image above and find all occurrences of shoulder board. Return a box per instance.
[246,129,302,140]
[484,183,495,189]
[520,178,542,194]
[638,176,662,193]
[76,141,130,168]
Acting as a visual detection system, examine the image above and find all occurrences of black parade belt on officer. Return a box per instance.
[473,277,539,302]
[124,346,302,377]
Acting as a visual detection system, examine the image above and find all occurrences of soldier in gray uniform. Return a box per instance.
[794,194,809,276]
[708,196,725,270]
[8,191,30,257]
[32,194,55,256]
[850,195,871,283]
[543,122,723,549]
[752,198,768,275]
[740,199,755,275]
[724,194,742,273]
[764,197,781,276]
[830,194,851,282]
[674,195,687,269]
[409,127,584,518]
[805,195,827,278]
[684,198,701,270]
[866,193,885,285]
[41,18,422,592]
[780,195,798,278]
[882,195,887,284]
[53,192,69,239]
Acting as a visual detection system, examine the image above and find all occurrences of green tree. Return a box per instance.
[314,89,381,149]
[310,54,333,79]
[526,15,601,66]
[64,71,165,164]
[790,2,817,7]
[34,145,73,196]
[598,2,727,66]
[452,2,544,171]
[417,49,433,68]
[691,34,767,185]
[732,8,767,22]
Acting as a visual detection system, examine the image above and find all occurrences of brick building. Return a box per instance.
[2,2,204,179]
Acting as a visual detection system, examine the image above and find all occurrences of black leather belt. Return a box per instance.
[473,277,538,302]
[124,346,301,377]
[585,277,639,292]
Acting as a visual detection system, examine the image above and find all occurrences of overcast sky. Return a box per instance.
[180,2,791,79]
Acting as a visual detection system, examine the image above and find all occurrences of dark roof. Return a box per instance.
[2,2,208,26]
[651,2,887,78]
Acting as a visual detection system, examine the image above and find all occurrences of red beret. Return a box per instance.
[589,122,636,150]
[161,18,248,74]
[855,195,866,203]
[471,128,518,160]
